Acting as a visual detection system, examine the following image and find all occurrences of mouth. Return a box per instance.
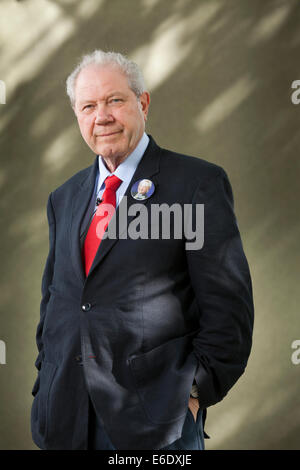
[95,130,122,138]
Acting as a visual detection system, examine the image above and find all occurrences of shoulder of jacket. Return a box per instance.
[159,146,227,181]
[51,164,93,198]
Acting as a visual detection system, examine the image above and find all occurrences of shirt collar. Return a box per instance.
[97,132,149,189]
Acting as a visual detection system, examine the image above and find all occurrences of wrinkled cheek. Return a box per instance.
[84,131,94,145]
[77,119,92,140]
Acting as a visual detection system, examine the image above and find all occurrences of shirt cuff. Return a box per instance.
[190,383,199,398]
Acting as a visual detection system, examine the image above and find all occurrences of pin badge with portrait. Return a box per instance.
[131,179,155,201]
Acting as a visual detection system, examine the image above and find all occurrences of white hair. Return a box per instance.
[138,179,152,189]
[66,50,146,107]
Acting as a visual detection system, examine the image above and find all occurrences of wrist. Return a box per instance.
[190,383,199,398]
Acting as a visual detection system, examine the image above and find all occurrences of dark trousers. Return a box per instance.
[87,398,205,450]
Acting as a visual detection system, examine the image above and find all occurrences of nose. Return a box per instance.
[94,104,114,124]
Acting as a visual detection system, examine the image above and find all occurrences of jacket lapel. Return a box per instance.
[69,156,99,285]
[69,135,162,283]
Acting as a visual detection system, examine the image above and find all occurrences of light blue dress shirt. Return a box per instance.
[80,133,149,239]
[95,132,150,211]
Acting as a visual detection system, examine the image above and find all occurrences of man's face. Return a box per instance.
[73,64,150,162]
[138,182,150,194]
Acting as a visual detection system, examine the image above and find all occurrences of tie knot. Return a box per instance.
[104,175,122,192]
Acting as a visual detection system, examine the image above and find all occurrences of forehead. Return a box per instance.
[75,64,132,100]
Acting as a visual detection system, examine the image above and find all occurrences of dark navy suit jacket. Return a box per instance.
[31,135,254,450]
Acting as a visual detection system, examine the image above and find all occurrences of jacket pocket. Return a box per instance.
[37,361,57,439]
[128,332,198,425]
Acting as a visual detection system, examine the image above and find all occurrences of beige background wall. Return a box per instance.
[0,0,299,450]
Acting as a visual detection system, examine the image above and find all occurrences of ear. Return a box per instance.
[139,92,150,121]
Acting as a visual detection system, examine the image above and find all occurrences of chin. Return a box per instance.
[97,145,124,159]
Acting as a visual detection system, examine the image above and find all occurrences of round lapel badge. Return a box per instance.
[131,179,155,201]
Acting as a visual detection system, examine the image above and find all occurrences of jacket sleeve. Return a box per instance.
[186,168,254,409]
[32,193,56,396]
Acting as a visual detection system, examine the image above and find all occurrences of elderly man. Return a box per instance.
[31,50,254,450]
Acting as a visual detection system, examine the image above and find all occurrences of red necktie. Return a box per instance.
[83,175,122,276]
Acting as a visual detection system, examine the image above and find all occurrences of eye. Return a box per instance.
[109,98,123,104]
[82,104,94,111]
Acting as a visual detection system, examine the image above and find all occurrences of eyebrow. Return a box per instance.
[106,91,127,97]
[78,91,127,105]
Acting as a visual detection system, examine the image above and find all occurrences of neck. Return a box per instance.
[102,153,128,173]
[100,132,145,172]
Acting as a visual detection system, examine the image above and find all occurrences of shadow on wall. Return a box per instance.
[0,0,300,449]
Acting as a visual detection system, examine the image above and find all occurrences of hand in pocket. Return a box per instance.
[188,397,200,422]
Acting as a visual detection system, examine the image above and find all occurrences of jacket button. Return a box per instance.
[75,355,83,366]
[82,303,91,312]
